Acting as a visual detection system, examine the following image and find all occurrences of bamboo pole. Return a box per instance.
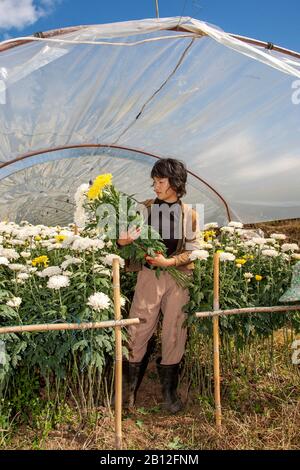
[0,318,139,335]
[213,252,222,429]
[196,304,300,319]
[112,258,122,450]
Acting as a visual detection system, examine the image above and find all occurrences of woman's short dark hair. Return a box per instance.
[151,158,187,198]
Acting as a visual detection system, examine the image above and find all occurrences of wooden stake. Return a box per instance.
[213,252,222,429]
[0,318,139,335]
[196,304,300,318]
[112,258,122,450]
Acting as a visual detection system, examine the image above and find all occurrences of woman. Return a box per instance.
[117,158,201,413]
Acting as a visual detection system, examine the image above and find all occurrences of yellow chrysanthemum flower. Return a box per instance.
[255,275,263,281]
[34,235,41,241]
[55,234,66,243]
[32,255,49,268]
[87,173,112,200]
[204,230,216,241]
[235,258,247,265]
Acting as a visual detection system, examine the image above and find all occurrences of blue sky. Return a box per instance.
[0,0,299,52]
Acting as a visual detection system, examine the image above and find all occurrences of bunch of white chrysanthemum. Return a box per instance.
[87,292,111,311]
[189,250,210,261]
[47,275,70,290]
[6,296,22,308]
[74,183,90,228]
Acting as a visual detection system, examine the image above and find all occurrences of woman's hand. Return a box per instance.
[145,253,176,268]
[117,226,141,246]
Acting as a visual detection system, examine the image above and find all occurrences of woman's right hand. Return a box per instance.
[117,226,141,246]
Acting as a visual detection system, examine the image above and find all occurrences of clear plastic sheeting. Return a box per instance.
[0,17,299,226]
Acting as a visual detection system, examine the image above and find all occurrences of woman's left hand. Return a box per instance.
[145,253,175,267]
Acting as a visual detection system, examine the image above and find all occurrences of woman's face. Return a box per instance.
[152,176,177,201]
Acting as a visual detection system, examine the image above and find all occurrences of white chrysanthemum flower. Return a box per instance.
[102,254,125,268]
[228,221,244,229]
[252,237,266,245]
[106,240,113,248]
[92,264,111,275]
[281,243,299,252]
[71,236,104,252]
[10,239,25,246]
[17,272,29,280]
[261,249,279,257]
[219,252,236,262]
[28,267,37,273]
[87,292,111,311]
[0,256,9,266]
[61,235,76,248]
[120,296,126,307]
[189,250,210,261]
[225,246,234,253]
[8,263,27,272]
[282,254,291,261]
[244,272,254,279]
[20,251,31,258]
[199,242,213,250]
[270,233,287,240]
[47,275,70,290]
[243,240,255,248]
[61,270,72,277]
[220,226,235,234]
[6,296,22,308]
[39,266,62,278]
[265,238,276,245]
[0,248,20,260]
[47,243,62,252]
[61,256,82,270]
[204,222,219,230]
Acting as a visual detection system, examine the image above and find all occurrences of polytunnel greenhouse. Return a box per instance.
[1,16,300,226]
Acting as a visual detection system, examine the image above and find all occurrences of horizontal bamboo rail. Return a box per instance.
[196,304,300,319]
[0,318,139,335]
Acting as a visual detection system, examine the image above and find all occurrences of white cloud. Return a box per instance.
[0,0,59,31]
